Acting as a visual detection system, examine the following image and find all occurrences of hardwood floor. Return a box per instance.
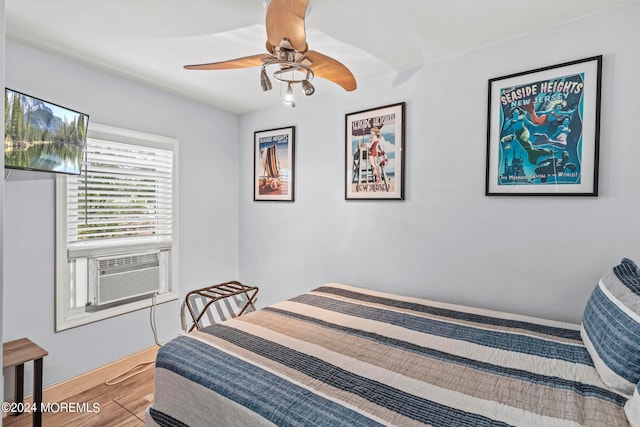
[3,363,155,426]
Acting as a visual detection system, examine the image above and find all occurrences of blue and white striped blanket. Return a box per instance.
[149,283,630,426]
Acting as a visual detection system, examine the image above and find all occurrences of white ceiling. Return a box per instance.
[5,0,637,114]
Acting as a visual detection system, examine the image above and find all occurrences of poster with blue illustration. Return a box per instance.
[345,103,405,200]
[486,56,602,195]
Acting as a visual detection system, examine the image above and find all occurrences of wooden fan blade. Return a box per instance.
[304,50,357,92]
[266,0,308,53]
[184,54,270,70]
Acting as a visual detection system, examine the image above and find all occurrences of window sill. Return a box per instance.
[55,291,178,332]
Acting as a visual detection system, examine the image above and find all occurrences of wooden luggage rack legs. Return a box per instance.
[181,281,259,332]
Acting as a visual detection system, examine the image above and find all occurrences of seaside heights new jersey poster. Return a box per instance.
[345,103,405,200]
[486,56,602,196]
[254,126,295,201]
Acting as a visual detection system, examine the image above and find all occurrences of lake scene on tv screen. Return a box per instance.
[4,88,88,174]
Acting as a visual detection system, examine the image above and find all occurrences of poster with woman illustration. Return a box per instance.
[254,126,295,201]
[345,102,405,200]
[486,56,602,196]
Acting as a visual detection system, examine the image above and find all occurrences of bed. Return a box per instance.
[147,268,640,426]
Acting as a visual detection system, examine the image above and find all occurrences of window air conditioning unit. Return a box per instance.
[88,251,166,306]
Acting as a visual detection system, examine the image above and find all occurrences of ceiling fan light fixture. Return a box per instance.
[184,0,357,106]
[260,67,272,91]
[282,83,295,107]
[301,79,315,96]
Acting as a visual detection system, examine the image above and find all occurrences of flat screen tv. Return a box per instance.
[4,88,89,175]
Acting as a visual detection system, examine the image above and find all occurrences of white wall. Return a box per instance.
[3,41,240,392]
[239,2,640,323]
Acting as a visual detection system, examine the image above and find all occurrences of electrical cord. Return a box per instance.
[105,293,162,386]
[150,293,161,347]
[104,360,155,386]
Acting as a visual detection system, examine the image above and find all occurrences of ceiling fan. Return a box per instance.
[184,0,357,107]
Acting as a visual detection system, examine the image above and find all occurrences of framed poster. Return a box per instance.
[254,126,295,201]
[486,56,602,196]
[345,102,405,200]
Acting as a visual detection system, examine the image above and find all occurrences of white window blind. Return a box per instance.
[66,138,173,256]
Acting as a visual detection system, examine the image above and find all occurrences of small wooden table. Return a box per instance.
[3,338,48,427]
[181,281,259,332]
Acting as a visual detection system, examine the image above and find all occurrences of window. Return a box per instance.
[55,123,179,331]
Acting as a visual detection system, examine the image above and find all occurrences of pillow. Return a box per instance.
[626,382,640,427]
[581,258,640,398]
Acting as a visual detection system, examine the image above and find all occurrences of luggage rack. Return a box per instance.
[181,281,259,332]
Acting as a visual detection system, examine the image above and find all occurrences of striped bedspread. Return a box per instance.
[149,283,630,426]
